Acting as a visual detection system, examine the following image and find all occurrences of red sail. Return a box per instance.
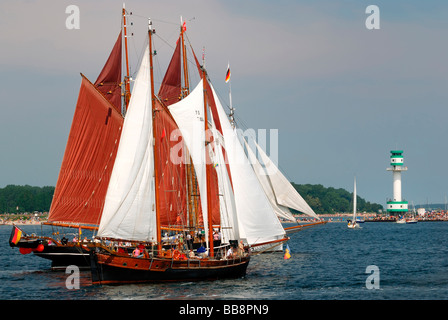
[153,101,187,226]
[191,46,233,190]
[206,134,221,226]
[48,76,123,226]
[156,38,221,228]
[158,38,182,106]
[94,31,123,114]
[187,46,222,226]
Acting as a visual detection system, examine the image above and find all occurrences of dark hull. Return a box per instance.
[33,245,92,270]
[11,227,220,271]
[90,251,250,285]
[13,238,92,270]
[9,224,94,270]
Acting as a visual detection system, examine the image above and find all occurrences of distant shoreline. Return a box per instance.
[0,212,48,226]
[2,211,448,227]
[0,220,45,226]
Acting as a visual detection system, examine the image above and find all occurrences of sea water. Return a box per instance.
[1,222,447,300]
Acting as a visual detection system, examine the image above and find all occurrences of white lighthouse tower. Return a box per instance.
[386,150,408,214]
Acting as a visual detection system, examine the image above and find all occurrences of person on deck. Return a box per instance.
[132,248,143,258]
[226,247,234,259]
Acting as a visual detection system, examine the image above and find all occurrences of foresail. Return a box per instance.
[244,140,296,222]
[97,45,157,242]
[168,79,209,242]
[253,140,319,220]
[210,84,286,246]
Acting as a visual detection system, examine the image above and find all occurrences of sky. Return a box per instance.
[0,0,447,208]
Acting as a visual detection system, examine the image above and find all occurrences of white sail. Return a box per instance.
[168,79,209,245]
[208,117,240,244]
[251,139,319,220]
[97,45,157,242]
[353,176,357,221]
[210,84,286,246]
[244,139,296,222]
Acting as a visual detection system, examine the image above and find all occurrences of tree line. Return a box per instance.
[0,183,383,214]
[291,183,383,214]
[0,185,54,213]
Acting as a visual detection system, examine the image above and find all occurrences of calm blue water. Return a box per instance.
[1,222,448,300]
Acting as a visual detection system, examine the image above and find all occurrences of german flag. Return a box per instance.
[225,64,231,83]
[9,225,24,246]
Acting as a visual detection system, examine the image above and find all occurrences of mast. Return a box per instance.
[122,3,131,110]
[148,18,162,253]
[201,53,214,258]
[180,17,190,97]
[180,19,199,236]
[353,176,357,221]
[226,63,235,128]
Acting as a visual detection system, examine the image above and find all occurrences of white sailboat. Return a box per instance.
[406,201,418,223]
[347,177,361,229]
[396,216,407,224]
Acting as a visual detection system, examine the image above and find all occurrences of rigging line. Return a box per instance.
[206,77,251,131]
[242,120,308,202]
[207,79,303,196]
[122,12,139,78]
[184,33,207,74]
[152,42,164,90]
[154,31,179,52]
[128,34,148,82]
[128,13,179,27]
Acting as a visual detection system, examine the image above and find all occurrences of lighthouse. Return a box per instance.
[386,150,408,214]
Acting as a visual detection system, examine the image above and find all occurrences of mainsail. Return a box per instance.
[47,76,123,227]
[167,79,221,245]
[153,105,188,227]
[47,31,124,228]
[208,115,240,243]
[156,33,189,227]
[158,33,220,231]
[353,176,357,221]
[97,45,157,242]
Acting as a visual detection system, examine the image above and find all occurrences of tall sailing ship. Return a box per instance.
[90,9,286,282]
[10,5,325,280]
[9,6,132,269]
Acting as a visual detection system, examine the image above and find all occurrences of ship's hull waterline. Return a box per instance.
[90,251,250,285]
